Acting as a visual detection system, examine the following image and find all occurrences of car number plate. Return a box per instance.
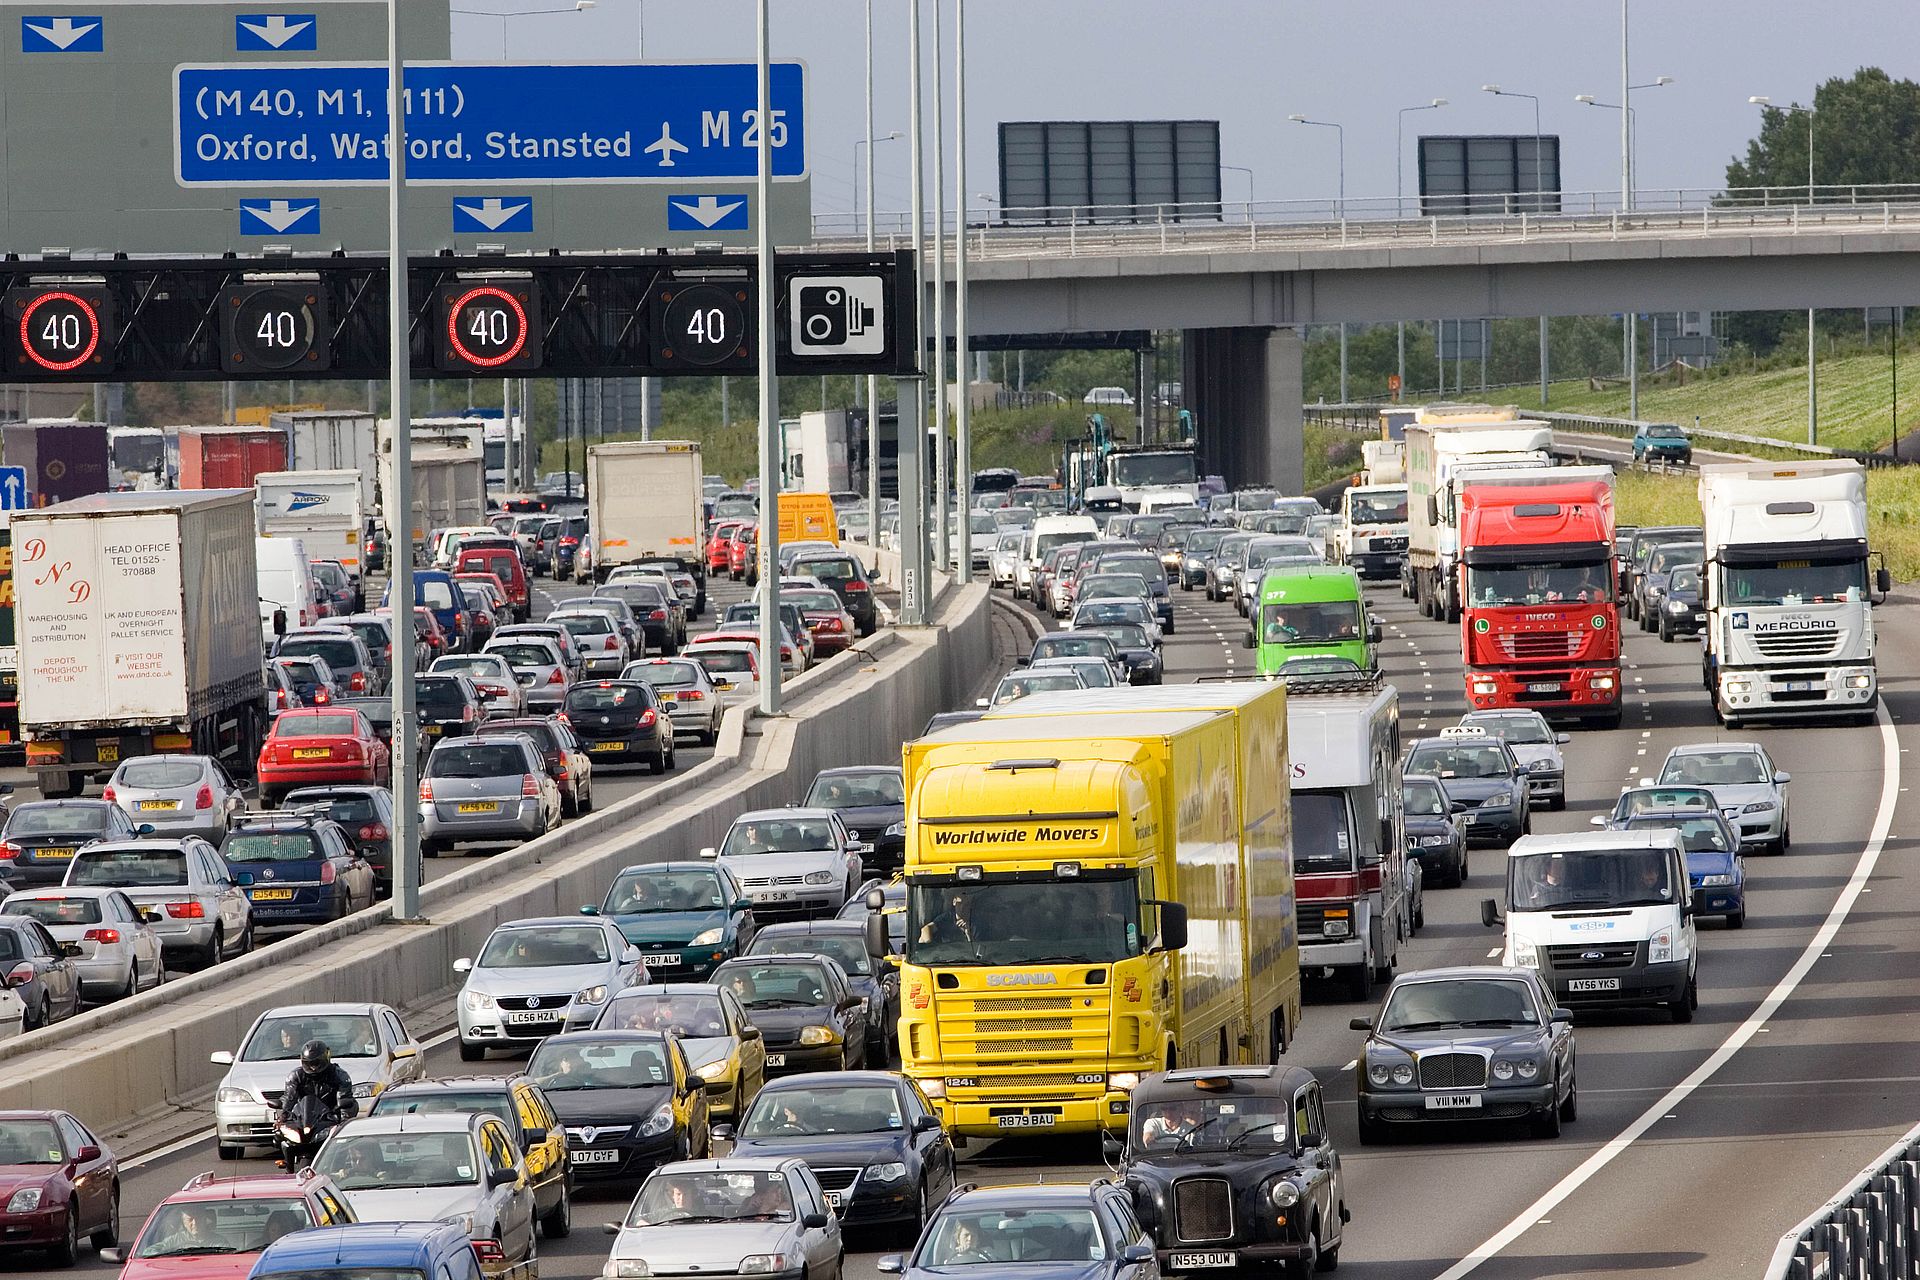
[640,953,678,966]
[96,744,120,764]
[421,724,442,736]
[1526,682,1562,693]
[756,890,796,903]
[1568,977,1621,992]
[824,1191,844,1211]
[292,747,333,760]
[34,847,75,860]
[1423,1093,1482,1111]
[249,888,295,901]
[456,801,501,814]
[590,742,624,753]
[571,1149,621,1165]
[137,799,181,811]
[506,1011,561,1025]
[1170,1254,1236,1269]
[996,1113,1058,1129]
[764,1053,787,1067]
[1785,680,1813,693]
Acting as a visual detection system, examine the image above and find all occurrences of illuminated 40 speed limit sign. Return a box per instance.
[221,284,331,373]
[4,286,113,375]
[435,278,543,372]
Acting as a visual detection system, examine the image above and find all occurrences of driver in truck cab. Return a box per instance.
[918,890,977,945]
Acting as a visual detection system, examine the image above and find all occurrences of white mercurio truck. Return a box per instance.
[586,441,707,609]
[255,470,366,585]
[1332,484,1410,580]
[1698,460,1888,726]
[1405,412,1554,622]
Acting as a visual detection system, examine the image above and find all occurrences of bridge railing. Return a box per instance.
[1765,1121,1920,1280]
[810,184,1920,260]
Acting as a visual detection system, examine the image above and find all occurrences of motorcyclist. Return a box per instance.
[278,1039,358,1132]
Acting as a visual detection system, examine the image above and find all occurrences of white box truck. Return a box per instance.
[274,411,379,510]
[1698,460,1888,727]
[1405,409,1554,622]
[408,447,488,563]
[256,469,367,591]
[16,491,266,796]
[586,440,707,608]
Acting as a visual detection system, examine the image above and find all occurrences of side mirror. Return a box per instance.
[1480,899,1502,929]
[877,1257,907,1275]
[210,1050,236,1066]
[1348,1017,1373,1032]
[1450,800,1471,814]
[1879,567,1893,594]
[623,947,641,964]
[487,1166,517,1189]
[603,1222,623,1236]
[1588,815,1606,827]
[975,698,990,708]
[579,905,600,916]
[1242,631,1254,649]
[802,1212,830,1229]
[1425,495,1440,526]
[699,847,719,860]
[1551,1007,1574,1024]
[740,1024,762,1040]
[864,912,888,960]
[865,887,886,911]
[99,1248,123,1264]
[453,957,473,973]
[1774,771,1792,784]
[912,1114,943,1134]
[137,824,155,835]
[274,608,289,638]
[1121,1245,1155,1265]
[1157,900,1189,951]
[1012,655,1030,668]
[1101,1132,1124,1163]
[522,1127,548,1147]
[1556,733,1571,745]
[1368,621,1384,644]
[711,1123,735,1142]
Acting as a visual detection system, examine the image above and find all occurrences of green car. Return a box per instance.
[1246,564,1380,676]
[582,860,758,981]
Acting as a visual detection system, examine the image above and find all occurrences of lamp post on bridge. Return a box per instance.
[1750,93,1820,447]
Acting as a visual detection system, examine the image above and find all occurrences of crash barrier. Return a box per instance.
[0,577,990,1136]
[1765,1119,1920,1279]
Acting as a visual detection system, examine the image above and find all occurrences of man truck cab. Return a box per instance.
[1482,829,1698,1023]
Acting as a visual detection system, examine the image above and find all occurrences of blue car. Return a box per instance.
[248,1222,483,1280]
[879,1180,1159,1280]
[222,812,376,926]
[383,569,469,652]
[583,860,759,981]
[1623,809,1746,928]
[1631,422,1693,464]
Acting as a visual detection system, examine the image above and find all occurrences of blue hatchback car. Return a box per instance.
[248,1222,483,1280]
[1631,422,1693,464]
[1623,809,1746,928]
[384,570,469,652]
[879,1180,1160,1280]
[221,812,376,926]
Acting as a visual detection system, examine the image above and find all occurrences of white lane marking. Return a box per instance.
[1433,705,1902,1279]
[1486,947,1502,959]
[1342,1059,1358,1072]
[123,1025,464,1170]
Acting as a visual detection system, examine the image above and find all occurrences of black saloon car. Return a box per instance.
[525,1029,710,1183]
[1351,965,1576,1143]
[711,955,868,1075]
[563,680,675,773]
[719,1071,954,1232]
[745,920,896,1064]
[1401,774,1468,888]
[803,766,906,873]
[0,798,137,888]
[1109,1065,1348,1276]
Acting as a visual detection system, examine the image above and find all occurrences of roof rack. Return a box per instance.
[1277,672,1387,697]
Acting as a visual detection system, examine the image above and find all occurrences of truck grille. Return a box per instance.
[1173,1179,1234,1243]
[965,996,1071,1013]
[1545,942,1638,970]
[1753,633,1840,659]
[933,987,1111,1066]
[1417,1053,1487,1089]
[1296,903,1329,936]
[1371,536,1409,552]
[1496,632,1581,659]
[972,1017,1073,1033]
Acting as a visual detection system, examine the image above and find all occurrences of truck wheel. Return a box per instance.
[1345,964,1373,1002]
[1670,976,1698,1023]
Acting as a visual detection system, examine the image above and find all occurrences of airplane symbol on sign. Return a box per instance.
[644,123,689,167]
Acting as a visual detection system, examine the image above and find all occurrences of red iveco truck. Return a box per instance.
[1457,466,1621,728]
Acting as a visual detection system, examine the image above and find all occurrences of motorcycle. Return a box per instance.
[275,1094,340,1170]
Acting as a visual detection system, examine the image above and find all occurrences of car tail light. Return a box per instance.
[319,861,337,885]
[83,928,120,945]
[555,711,571,726]
[419,779,434,803]
[164,901,205,919]
[638,709,657,727]
[821,617,844,631]
[359,823,389,841]
[846,578,869,592]
[194,785,213,810]
[559,536,579,547]
[473,1242,505,1266]
[385,644,393,659]
[349,671,367,692]
[605,636,620,650]
[299,608,311,626]
[102,785,116,804]
[682,690,706,701]
[313,689,331,705]
[5,962,32,986]
[521,773,540,797]
[649,609,667,620]
[461,705,478,723]
[547,669,565,684]
[555,760,570,779]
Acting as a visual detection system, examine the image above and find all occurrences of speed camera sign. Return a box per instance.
[787,275,887,357]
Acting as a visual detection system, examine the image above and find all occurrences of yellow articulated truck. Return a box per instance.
[899,682,1297,1139]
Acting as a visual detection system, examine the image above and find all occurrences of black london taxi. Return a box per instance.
[1103,1066,1349,1276]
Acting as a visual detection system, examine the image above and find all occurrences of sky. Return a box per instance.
[449,0,1920,220]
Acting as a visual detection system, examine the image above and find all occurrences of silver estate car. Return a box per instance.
[602,1158,843,1280]
[0,886,165,1003]
[703,809,867,922]
[103,754,246,846]
[456,916,642,1060]
[419,734,563,856]
[62,837,253,969]
[621,658,726,746]
[485,637,575,713]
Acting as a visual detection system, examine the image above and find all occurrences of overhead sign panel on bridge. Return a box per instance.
[175,61,807,186]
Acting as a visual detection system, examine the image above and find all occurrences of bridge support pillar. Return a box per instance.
[1181,326,1304,493]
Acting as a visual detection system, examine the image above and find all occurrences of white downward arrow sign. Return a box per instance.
[239,15,313,48]
[25,17,99,49]
[671,196,746,229]
[247,200,316,233]
[457,199,530,231]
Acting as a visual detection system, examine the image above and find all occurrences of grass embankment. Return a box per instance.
[1616,469,1920,582]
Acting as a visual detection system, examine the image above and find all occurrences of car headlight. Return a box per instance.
[1700,873,1734,887]
[803,871,836,885]
[6,1187,43,1214]
[697,1058,733,1081]
[1847,674,1874,690]
[1108,1072,1140,1092]
[465,990,495,1012]
[867,1161,908,1183]
[739,1256,791,1274]
[1485,791,1512,807]
[353,1081,376,1099]
[217,1086,252,1104]
[1592,675,1616,690]
[439,1212,476,1234]
[1526,759,1555,772]
[1515,1059,1540,1080]
[1268,1180,1300,1209]
[606,1261,651,1278]
[1725,679,1752,694]
[1491,1059,1515,1081]
[1390,1063,1414,1086]
[1416,834,1453,847]
[1649,926,1674,964]
[689,927,724,946]
[798,1024,836,1046]
[1367,1063,1392,1086]
[1668,601,1689,614]
[575,984,610,1006]
[1742,801,1776,814]
[1510,937,1540,968]
[1320,910,1351,938]
[639,1102,675,1138]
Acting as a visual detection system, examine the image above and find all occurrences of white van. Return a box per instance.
[1483,829,1697,1022]
[256,535,320,646]
[1016,514,1099,600]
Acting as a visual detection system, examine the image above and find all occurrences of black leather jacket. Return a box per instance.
[279,1063,359,1125]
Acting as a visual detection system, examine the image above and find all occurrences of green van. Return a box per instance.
[1245,564,1380,676]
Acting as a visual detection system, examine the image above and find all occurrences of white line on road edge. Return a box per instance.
[123,1027,463,1170]
[1431,705,1902,1280]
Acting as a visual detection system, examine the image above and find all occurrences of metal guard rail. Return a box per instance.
[1765,1119,1920,1279]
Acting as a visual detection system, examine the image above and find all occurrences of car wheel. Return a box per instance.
[1345,963,1372,1002]
[25,994,48,1031]
[90,1184,120,1250]
[561,788,579,819]
[1727,908,1746,929]
[540,1187,573,1239]
[117,961,138,1001]
[422,840,442,858]
[1779,825,1792,855]
[217,1144,242,1161]
[1559,1072,1579,1122]
[459,1039,486,1062]
[1670,977,1697,1024]
[47,1199,80,1266]
[1287,1226,1319,1278]
[234,925,253,959]
[1531,1083,1564,1138]
[580,781,594,815]
[1356,1107,1389,1145]
[649,748,667,776]
[701,726,719,747]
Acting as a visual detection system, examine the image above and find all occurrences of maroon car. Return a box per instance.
[0,1109,119,1263]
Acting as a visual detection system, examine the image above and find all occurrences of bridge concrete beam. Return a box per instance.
[1181,326,1303,494]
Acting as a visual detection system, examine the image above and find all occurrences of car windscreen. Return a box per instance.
[479,927,611,967]
[1613,787,1713,819]
[992,673,1084,703]
[7,805,111,835]
[317,1132,479,1191]
[133,1197,316,1259]
[1378,978,1540,1031]
[1261,600,1361,645]
[372,1089,514,1129]
[1465,715,1551,745]
[242,1013,380,1060]
[606,868,725,912]
[416,580,456,611]
[1659,751,1769,786]
[2,894,103,925]
[1401,780,1448,817]
[1085,624,1152,650]
[625,1169,793,1226]
[489,644,557,669]
[923,1209,1109,1264]
[1290,792,1355,873]
[1351,492,1409,523]
[721,818,835,855]
[118,759,206,788]
[715,961,831,1009]
[1133,1096,1288,1152]
[1033,636,1114,660]
[1466,560,1612,606]
[428,744,528,778]
[1406,742,1508,780]
[805,771,904,808]
[750,930,872,976]
[739,1084,901,1137]
[274,714,361,738]
[1508,847,1677,911]
[69,848,187,887]
[601,994,728,1038]
[527,1037,671,1090]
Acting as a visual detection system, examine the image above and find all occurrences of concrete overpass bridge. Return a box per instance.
[816,186,1920,490]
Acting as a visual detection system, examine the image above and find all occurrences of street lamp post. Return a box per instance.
[952,0,972,581]
[1575,75,1672,416]
[1289,114,1346,398]
[449,0,595,56]
[1221,164,1256,216]
[1395,97,1446,390]
[852,132,904,238]
[384,0,418,922]
[1750,93,1819,445]
[1480,85,1542,208]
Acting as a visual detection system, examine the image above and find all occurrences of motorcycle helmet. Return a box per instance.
[299,1040,333,1074]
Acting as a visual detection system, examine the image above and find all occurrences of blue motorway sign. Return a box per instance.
[175,62,806,186]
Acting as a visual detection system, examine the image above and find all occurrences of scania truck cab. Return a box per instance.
[1333,484,1410,580]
